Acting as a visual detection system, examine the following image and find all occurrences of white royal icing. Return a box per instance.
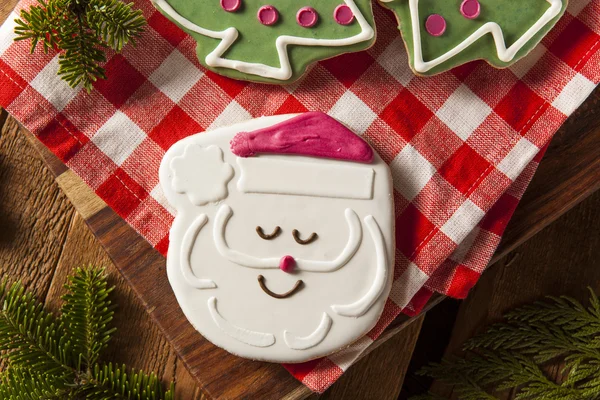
[153,0,374,80]
[214,204,363,272]
[237,157,374,200]
[208,297,276,347]
[284,313,333,350]
[379,0,563,73]
[160,114,395,363]
[331,215,388,317]
[180,214,217,289]
[170,145,234,206]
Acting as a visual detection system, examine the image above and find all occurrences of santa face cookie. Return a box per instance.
[159,112,395,362]
[152,0,375,84]
[380,0,568,75]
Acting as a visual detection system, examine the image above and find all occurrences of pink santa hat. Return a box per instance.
[230,112,374,163]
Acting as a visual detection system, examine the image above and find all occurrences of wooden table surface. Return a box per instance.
[0,108,426,399]
[1,2,600,397]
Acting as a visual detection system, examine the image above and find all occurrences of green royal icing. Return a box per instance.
[154,0,568,82]
[154,0,376,84]
[381,0,568,76]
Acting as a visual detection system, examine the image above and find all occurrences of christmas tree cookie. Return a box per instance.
[153,0,376,83]
[380,0,568,75]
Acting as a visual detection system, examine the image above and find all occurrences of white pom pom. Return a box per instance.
[170,144,234,206]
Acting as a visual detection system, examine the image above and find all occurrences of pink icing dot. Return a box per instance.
[460,0,480,19]
[257,5,279,26]
[279,255,295,273]
[334,4,354,25]
[425,14,446,37]
[297,7,318,28]
[220,0,241,12]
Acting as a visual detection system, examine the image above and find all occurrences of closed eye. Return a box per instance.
[256,226,281,240]
[292,229,318,245]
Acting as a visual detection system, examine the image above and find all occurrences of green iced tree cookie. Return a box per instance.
[380,0,568,76]
[153,0,376,84]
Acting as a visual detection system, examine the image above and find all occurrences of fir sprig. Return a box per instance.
[0,368,72,399]
[0,267,174,400]
[83,363,175,399]
[61,267,116,370]
[0,280,75,377]
[86,0,147,51]
[413,289,600,400]
[14,0,146,91]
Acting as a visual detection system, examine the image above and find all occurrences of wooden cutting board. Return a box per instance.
[20,85,599,399]
[24,130,446,399]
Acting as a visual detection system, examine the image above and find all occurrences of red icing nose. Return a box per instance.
[279,255,295,273]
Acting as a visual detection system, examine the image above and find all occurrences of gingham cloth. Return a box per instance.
[1,0,599,393]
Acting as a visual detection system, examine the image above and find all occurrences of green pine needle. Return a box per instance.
[57,17,108,91]
[14,0,146,91]
[13,0,65,53]
[87,0,146,52]
[0,367,72,399]
[0,279,75,377]
[413,289,600,400]
[81,363,175,400]
[61,266,116,370]
[0,267,174,399]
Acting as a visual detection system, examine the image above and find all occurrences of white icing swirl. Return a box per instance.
[331,215,388,317]
[284,313,333,350]
[208,297,276,347]
[180,214,217,289]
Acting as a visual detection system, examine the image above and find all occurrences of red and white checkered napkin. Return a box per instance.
[1,0,599,392]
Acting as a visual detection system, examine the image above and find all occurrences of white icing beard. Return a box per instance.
[159,115,395,363]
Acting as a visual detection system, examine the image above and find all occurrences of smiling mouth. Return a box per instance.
[257,275,303,299]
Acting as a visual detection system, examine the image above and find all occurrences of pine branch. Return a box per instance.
[14,0,146,90]
[487,352,580,400]
[0,280,76,378]
[464,290,600,364]
[505,289,600,340]
[0,367,71,400]
[81,362,174,400]
[412,289,600,400]
[417,357,497,400]
[87,0,146,51]
[13,0,67,53]
[564,360,600,399]
[61,266,116,371]
[464,320,600,364]
[0,267,174,399]
[57,12,107,91]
